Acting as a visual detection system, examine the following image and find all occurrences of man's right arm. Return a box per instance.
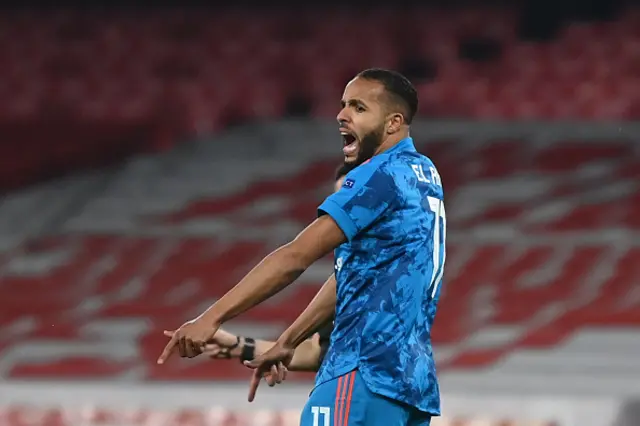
[288,334,324,371]
[276,274,337,350]
[244,275,337,401]
[237,274,336,366]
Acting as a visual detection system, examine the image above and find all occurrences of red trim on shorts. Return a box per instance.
[342,371,356,426]
[334,374,344,426]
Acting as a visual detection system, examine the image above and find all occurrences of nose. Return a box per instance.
[336,108,349,125]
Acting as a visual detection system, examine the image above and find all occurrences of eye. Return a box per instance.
[355,105,365,113]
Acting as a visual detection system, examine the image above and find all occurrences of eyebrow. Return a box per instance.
[340,98,368,109]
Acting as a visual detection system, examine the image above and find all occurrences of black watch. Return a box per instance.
[240,337,256,363]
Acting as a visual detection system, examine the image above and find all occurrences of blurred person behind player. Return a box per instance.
[159,69,446,426]
[201,163,354,375]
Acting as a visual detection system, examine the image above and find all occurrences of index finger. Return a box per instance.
[247,367,262,402]
[157,333,179,364]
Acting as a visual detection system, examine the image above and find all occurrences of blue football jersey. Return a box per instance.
[316,137,446,415]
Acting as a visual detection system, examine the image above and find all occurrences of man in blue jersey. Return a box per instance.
[158,69,446,426]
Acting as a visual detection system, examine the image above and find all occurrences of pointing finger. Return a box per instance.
[157,333,179,364]
[247,368,262,402]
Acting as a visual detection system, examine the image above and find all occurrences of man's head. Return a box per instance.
[333,162,357,193]
[337,68,418,166]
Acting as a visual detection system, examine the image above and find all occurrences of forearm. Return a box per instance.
[278,274,337,348]
[254,339,275,357]
[201,245,308,324]
[288,336,323,372]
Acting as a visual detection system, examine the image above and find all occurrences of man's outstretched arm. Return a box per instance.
[205,218,343,325]
[158,215,345,363]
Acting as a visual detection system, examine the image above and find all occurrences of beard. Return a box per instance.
[347,124,385,167]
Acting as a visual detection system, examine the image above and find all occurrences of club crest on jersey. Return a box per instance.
[343,178,355,188]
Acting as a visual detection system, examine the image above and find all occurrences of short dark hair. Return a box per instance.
[335,162,357,181]
[356,68,418,124]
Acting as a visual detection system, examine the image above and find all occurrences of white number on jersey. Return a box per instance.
[426,196,446,298]
[311,406,331,426]
[412,164,442,187]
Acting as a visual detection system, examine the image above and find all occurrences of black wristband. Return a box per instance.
[240,337,256,362]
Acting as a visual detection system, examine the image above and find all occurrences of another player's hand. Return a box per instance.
[157,318,220,364]
[203,329,242,359]
[243,341,295,402]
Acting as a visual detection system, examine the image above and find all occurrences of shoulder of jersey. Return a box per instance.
[404,149,434,165]
[348,156,387,177]
[409,152,438,174]
[381,151,430,175]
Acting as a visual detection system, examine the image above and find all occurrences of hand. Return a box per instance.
[243,341,295,402]
[157,318,220,364]
[203,329,242,359]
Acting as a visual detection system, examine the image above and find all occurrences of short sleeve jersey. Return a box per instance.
[315,138,446,415]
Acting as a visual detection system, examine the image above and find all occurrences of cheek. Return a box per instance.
[355,117,380,135]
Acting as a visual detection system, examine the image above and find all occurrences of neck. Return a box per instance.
[374,129,410,156]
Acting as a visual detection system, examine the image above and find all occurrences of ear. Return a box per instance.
[386,113,405,134]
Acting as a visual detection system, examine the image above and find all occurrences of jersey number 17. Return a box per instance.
[413,164,446,299]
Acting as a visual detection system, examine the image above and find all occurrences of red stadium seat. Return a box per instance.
[0,7,638,132]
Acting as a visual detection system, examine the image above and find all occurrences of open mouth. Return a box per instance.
[341,131,358,155]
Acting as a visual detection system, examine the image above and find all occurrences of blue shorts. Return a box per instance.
[300,369,431,426]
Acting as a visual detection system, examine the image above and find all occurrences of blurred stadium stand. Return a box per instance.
[0,2,639,190]
[0,1,639,425]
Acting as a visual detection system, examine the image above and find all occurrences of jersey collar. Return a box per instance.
[361,138,415,166]
[380,137,416,157]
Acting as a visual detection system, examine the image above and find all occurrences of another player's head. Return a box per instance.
[337,68,418,166]
[333,162,357,193]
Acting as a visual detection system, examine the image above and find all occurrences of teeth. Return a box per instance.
[340,132,349,136]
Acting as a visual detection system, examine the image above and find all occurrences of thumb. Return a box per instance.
[243,358,261,369]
